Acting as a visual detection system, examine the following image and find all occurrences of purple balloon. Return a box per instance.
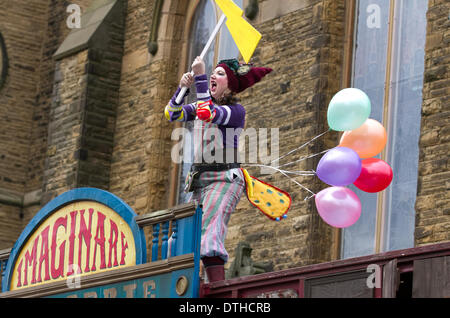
[316,147,362,186]
[315,186,361,228]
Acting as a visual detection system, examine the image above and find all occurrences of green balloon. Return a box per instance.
[327,88,371,131]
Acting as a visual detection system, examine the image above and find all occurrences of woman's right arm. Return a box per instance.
[164,73,196,122]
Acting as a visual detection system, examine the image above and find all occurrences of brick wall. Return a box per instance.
[415,0,450,245]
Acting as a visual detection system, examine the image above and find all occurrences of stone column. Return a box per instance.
[415,0,450,245]
[42,0,125,205]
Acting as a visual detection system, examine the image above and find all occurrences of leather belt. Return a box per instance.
[190,163,241,173]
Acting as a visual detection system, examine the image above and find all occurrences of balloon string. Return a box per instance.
[244,164,315,176]
[278,169,316,201]
[278,170,316,176]
[271,129,330,165]
[275,149,331,169]
[243,128,331,201]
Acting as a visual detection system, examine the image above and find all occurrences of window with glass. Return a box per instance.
[341,0,428,258]
[176,0,242,204]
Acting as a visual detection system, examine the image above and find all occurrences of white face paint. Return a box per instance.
[210,66,229,99]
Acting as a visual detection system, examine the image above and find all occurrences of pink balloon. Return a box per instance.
[315,187,361,228]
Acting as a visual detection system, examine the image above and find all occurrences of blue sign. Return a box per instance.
[48,268,197,298]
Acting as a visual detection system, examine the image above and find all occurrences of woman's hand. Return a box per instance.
[192,56,205,76]
[179,72,194,88]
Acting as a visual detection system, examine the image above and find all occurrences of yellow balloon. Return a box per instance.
[339,119,387,158]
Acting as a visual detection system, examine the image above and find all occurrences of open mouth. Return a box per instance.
[210,81,217,92]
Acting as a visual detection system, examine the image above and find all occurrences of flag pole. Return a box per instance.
[175,14,227,104]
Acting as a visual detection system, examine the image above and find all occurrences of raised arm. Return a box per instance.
[164,73,197,122]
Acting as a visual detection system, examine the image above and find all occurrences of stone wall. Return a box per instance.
[43,0,126,204]
[43,51,89,201]
[415,0,450,245]
[0,0,50,247]
[110,0,188,214]
[0,0,120,248]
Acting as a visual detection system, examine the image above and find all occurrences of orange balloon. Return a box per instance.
[339,119,387,158]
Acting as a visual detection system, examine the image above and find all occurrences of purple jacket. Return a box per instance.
[166,74,246,152]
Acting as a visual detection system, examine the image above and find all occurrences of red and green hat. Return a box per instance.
[216,59,273,93]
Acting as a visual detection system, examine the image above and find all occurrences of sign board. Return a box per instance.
[2,188,146,293]
[47,266,196,298]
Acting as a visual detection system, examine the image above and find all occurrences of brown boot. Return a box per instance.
[202,256,226,283]
[205,265,225,283]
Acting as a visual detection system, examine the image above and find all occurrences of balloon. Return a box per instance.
[339,119,387,158]
[315,186,361,228]
[327,88,371,131]
[353,158,393,193]
[316,147,362,186]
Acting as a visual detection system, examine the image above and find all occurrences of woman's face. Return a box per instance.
[210,66,229,99]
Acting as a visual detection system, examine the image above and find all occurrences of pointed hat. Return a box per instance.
[216,59,272,93]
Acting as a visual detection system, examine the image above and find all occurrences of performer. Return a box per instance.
[165,56,272,282]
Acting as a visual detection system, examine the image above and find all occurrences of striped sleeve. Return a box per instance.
[164,87,196,122]
[194,74,211,102]
[212,104,245,127]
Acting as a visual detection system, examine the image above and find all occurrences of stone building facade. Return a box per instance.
[0,0,448,273]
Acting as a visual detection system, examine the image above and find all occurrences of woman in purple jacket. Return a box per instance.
[165,56,272,282]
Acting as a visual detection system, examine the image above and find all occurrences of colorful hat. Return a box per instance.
[216,59,273,93]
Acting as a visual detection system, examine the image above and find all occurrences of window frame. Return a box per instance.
[339,0,427,258]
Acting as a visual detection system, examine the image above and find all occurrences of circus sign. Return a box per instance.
[2,188,146,292]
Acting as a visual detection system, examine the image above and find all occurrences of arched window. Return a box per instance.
[176,0,242,204]
[341,0,428,258]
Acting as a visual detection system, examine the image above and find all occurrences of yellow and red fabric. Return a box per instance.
[241,168,291,221]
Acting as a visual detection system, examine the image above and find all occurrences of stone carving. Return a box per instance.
[226,241,273,279]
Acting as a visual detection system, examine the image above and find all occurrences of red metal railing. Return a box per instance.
[201,242,450,298]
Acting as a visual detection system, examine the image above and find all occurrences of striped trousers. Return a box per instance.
[190,168,245,263]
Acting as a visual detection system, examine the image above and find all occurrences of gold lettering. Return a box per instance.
[143,280,156,298]
[83,291,98,298]
[103,287,118,298]
[123,283,136,298]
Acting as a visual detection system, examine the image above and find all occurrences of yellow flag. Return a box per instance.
[215,0,243,17]
[215,0,262,63]
[225,15,262,63]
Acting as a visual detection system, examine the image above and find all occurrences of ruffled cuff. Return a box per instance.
[170,87,190,106]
